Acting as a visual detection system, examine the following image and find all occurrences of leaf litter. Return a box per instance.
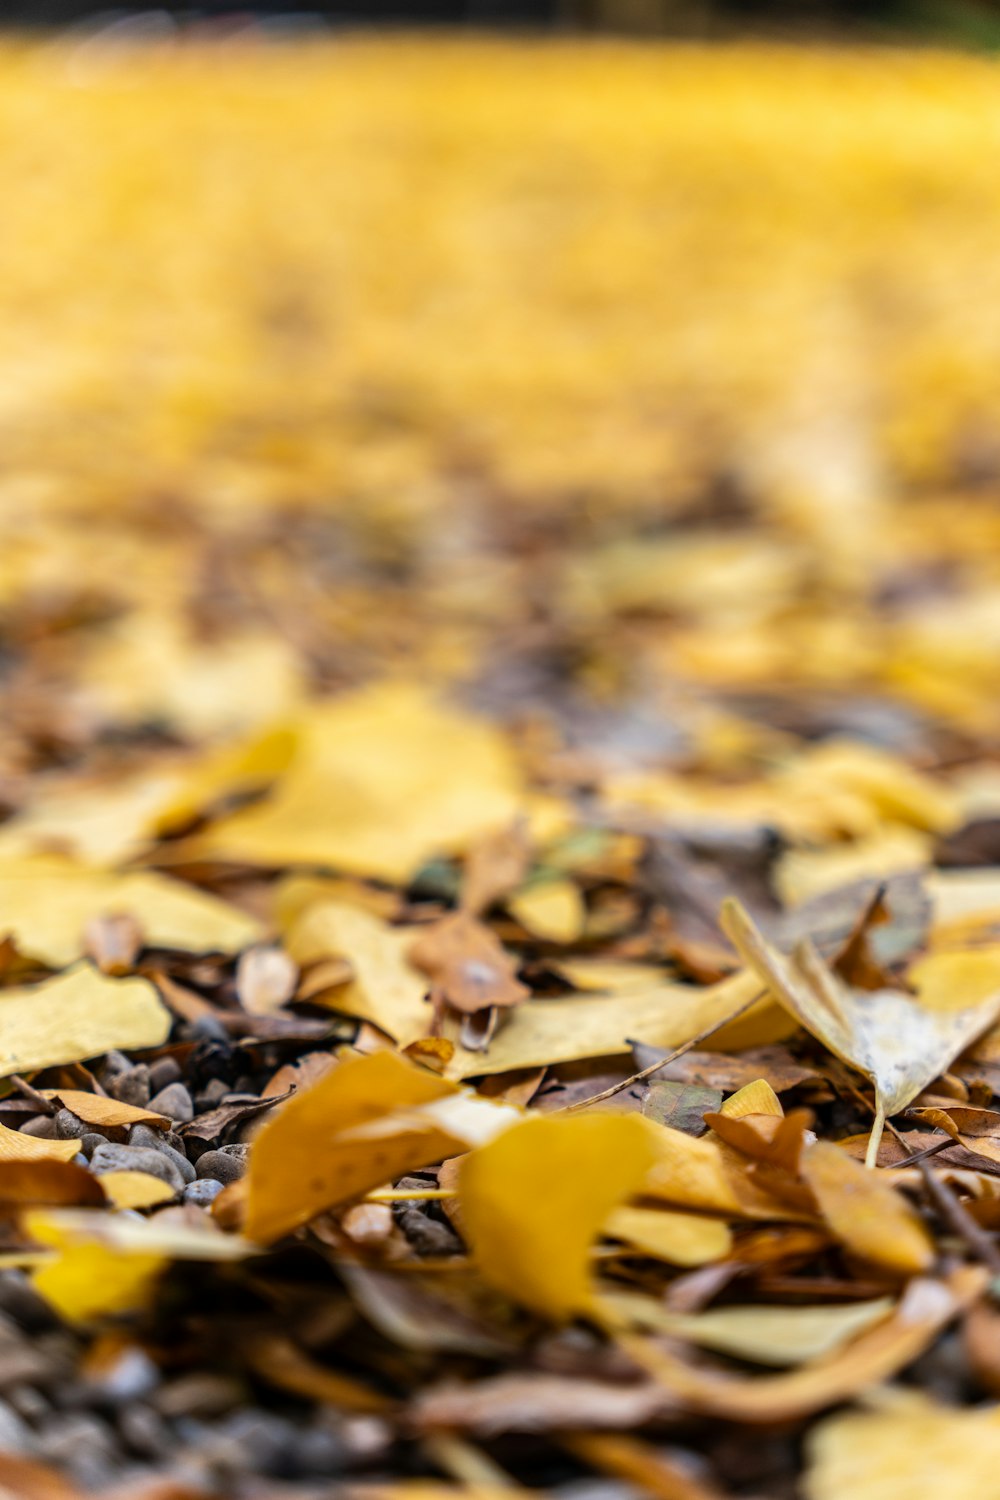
[5,34,1000,1500]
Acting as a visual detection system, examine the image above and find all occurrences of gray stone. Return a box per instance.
[147,1082,194,1123]
[0,1397,38,1454]
[183,1178,224,1207]
[80,1133,108,1158]
[117,1403,171,1458]
[43,1412,118,1488]
[53,1109,86,1140]
[109,1065,151,1107]
[89,1143,186,1192]
[18,1115,57,1139]
[147,1056,182,1094]
[195,1145,248,1184]
[127,1125,196,1184]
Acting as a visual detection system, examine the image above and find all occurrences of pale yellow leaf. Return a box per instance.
[604,1205,732,1267]
[718,1078,783,1119]
[38,1090,169,1130]
[99,1171,177,1210]
[722,900,1000,1166]
[459,1113,659,1321]
[607,1291,894,1365]
[508,880,585,944]
[0,965,170,1079]
[0,1124,81,1165]
[192,683,537,883]
[805,1393,1000,1500]
[445,968,771,1079]
[800,1140,934,1275]
[286,901,429,1047]
[0,855,260,968]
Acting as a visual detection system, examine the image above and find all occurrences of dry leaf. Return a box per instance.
[445,968,770,1079]
[235,945,299,1015]
[508,880,586,944]
[607,1291,895,1365]
[804,1392,1000,1500]
[620,1270,979,1422]
[98,1171,177,1210]
[409,911,529,1017]
[39,1091,169,1131]
[458,1112,660,1321]
[722,899,1000,1165]
[461,820,532,917]
[0,1160,105,1210]
[0,855,260,968]
[799,1140,934,1275]
[0,1124,85,1166]
[604,1205,732,1267]
[0,965,171,1079]
[286,901,430,1047]
[192,684,545,882]
[245,1051,518,1244]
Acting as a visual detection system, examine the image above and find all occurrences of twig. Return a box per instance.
[560,989,763,1113]
[841,1075,1000,1275]
[8,1075,54,1115]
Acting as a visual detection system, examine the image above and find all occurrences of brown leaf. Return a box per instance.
[409,911,529,1017]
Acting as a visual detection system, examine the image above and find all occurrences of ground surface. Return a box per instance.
[2,34,1000,1500]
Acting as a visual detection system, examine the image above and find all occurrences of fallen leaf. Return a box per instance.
[461,820,532,917]
[804,1391,1000,1500]
[245,1051,517,1244]
[236,945,298,1015]
[459,1113,659,1320]
[604,1205,732,1267]
[0,1124,84,1165]
[508,879,586,944]
[607,1291,895,1365]
[409,911,529,1018]
[619,1271,979,1422]
[799,1139,934,1275]
[98,1171,177,1210]
[286,900,430,1047]
[641,1080,722,1135]
[0,1160,105,1210]
[0,966,171,1079]
[722,899,1000,1165]
[410,1372,676,1435]
[0,855,260,968]
[192,684,542,882]
[39,1091,169,1131]
[445,967,771,1079]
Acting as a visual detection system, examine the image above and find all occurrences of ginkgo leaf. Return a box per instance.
[245,1050,519,1244]
[0,1125,82,1166]
[286,900,430,1046]
[606,1291,895,1365]
[722,899,1000,1166]
[0,966,171,1079]
[0,855,261,968]
[39,1091,169,1131]
[191,683,552,883]
[799,1140,934,1275]
[804,1393,1000,1500]
[459,1113,659,1322]
[444,967,773,1079]
[604,1205,732,1267]
[98,1171,177,1210]
[508,880,586,944]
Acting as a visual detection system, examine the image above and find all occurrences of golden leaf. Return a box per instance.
[722,899,1000,1166]
[459,1113,659,1322]
[0,965,170,1079]
[603,1205,732,1267]
[508,880,586,944]
[800,1140,933,1275]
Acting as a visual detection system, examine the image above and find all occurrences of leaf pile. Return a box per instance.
[3,31,1000,1500]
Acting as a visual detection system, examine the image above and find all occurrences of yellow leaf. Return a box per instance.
[508,880,586,944]
[459,1113,659,1321]
[718,1078,783,1119]
[722,899,1000,1166]
[607,1291,894,1365]
[0,966,170,1079]
[193,684,534,883]
[0,1124,81,1165]
[800,1140,934,1275]
[604,1205,732,1267]
[641,1119,800,1221]
[245,1051,519,1244]
[445,968,771,1079]
[805,1393,1000,1500]
[0,855,260,968]
[98,1171,177,1210]
[286,901,429,1047]
[38,1091,168,1131]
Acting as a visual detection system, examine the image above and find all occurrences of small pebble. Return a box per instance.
[6,1385,49,1423]
[196,1146,249,1184]
[79,1133,108,1159]
[43,1411,118,1488]
[127,1125,196,1184]
[183,1179,224,1207]
[0,1398,38,1454]
[190,1015,230,1045]
[117,1403,171,1459]
[90,1143,187,1193]
[147,1056,182,1093]
[110,1065,151,1108]
[19,1116,57,1140]
[195,1078,229,1109]
[100,1050,132,1083]
[147,1082,194,1124]
[53,1109,87,1141]
[154,1373,244,1419]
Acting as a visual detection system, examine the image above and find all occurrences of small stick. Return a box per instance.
[8,1075,54,1115]
[561,990,763,1113]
